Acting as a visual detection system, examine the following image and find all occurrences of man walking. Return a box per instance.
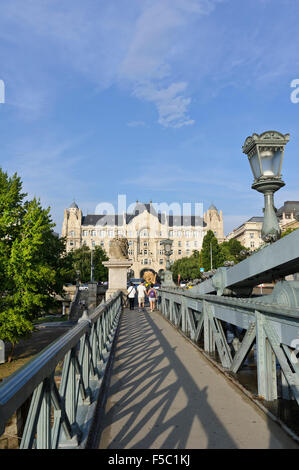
[127,282,136,310]
[137,281,147,312]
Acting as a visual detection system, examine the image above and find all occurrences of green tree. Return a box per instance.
[171,250,202,282]
[201,230,225,271]
[0,169,70,361]
[219,238,248,264]
[69,245,108,283]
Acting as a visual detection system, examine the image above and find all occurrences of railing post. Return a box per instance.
[181,296,188,334]
[203,301,215,354]
[256,310,277,401]
[36,377,52,449]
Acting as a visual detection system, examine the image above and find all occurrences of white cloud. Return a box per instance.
[133,81,194,128]
[0,0,222,126]
[127,120,146,127]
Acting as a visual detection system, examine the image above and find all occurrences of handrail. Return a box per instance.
[159,287,299,404]
[0,290,123,448]
[160,286,299,318]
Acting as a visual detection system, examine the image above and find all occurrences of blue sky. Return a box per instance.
[1,0,299,235]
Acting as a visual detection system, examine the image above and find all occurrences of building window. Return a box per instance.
[69,230,75,237]
[69,240,74,246]
[250,233,254,239]
[144,242,148,246]
[143,259,148,265]
[250,241,255,248]
[186,241,190,247]
[186,249,190,256]
[177,231,182,237]
[144,249,148,255]
[91,241,95,247]
[178,241,182,247]
[159,259,164,265]
[178,250,182,255]
[194,241,198,248]
[83,230,88,237]
[108,231,114,237]
[100,241,104,247]
[98,230,106,237]
[169,231,173,237]
[194,231,198,238]
[159,250,164,255]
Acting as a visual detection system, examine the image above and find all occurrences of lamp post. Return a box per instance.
[160,238,175,287]
[75,269,80,287]
[242,131,290,243]
[90,242,95,282]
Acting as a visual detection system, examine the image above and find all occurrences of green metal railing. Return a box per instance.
[159,287,299,405]
[0,291,122,449]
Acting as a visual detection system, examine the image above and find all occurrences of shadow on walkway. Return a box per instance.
[96,308,241,449]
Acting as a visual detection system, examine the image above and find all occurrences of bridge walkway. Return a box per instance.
[92,307,298,449]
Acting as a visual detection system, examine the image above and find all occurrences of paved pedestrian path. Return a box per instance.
[95,308,298,449]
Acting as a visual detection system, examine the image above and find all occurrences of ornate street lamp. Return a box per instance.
[242,131,290,242]
[160,238,175,286]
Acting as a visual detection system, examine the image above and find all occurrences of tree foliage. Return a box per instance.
[171,250,202,282]
[219,238,248,264]
[201,230,225,271]
[68,245,108,283]
[0,169,71,360]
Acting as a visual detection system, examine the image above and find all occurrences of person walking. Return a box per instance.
[147,284,157,312]
[137,281,147,312]
[127,282,136,310]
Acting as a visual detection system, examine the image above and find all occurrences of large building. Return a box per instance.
[226,201,299,250]
[62,201,224,281]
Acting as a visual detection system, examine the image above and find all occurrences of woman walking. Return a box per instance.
[127,282,136,310]
[147,284,157,312]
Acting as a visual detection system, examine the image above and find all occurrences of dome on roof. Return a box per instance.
[208,204,217,211]
[69,201,79,209]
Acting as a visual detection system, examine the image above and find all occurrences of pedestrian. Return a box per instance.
[127,282,136,310]
[137,281,147,312]
[147,283,157,312]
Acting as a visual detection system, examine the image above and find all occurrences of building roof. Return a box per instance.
[81,202,206,227]
[231,216,263,234]
[247,216,264,223]
[277,201,299,216]
[69,201,79,209]
[208,204,217,211]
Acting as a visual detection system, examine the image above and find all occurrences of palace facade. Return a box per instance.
[62,201,224,281]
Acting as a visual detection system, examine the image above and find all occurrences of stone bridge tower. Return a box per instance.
[204,204,224,242]
[62,202,82,250]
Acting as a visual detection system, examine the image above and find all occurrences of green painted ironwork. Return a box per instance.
[159,286,299,406]
[0,291,122,449]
